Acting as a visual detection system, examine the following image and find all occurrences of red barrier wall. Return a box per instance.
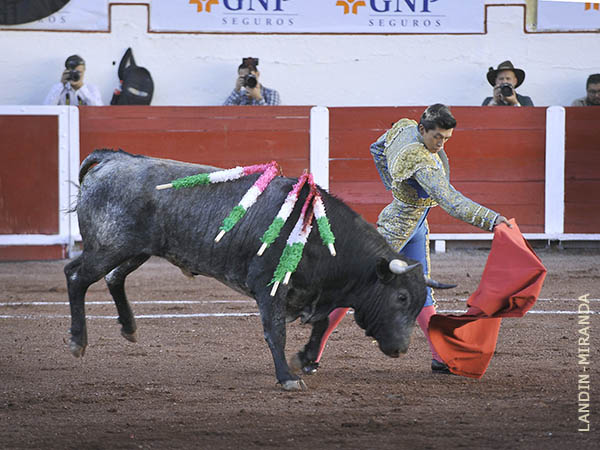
[564,107,600,233]
[78,106,312,175]
[2,106,598,261]
[329,107,547,233]
[0,116,59,234]
[0,115,65,260]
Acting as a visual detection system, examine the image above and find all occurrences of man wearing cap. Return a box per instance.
[223,57,281,106]
[482,60,533,107]
[44,55,103,106]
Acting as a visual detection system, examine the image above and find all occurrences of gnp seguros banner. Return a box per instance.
[150,0,486,34]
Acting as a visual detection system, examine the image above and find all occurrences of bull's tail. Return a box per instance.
[79,148,138,184]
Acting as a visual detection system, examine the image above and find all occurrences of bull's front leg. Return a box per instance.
[289,317,328,375]
[256,293,307,391]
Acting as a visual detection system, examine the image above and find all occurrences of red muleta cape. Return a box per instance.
[429,219,547,378]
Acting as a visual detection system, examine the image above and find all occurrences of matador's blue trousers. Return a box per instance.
[396,209,434,307]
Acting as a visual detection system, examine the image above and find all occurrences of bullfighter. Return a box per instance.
[313,104,511,374]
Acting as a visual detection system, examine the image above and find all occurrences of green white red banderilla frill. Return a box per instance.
[155,161,281,242]
[258,172,310,256]
[155,162,276,190]
[269,186,316,297]
[155,161,336,294]
[312,188,336,257]
[259,172,336,258]
[214,162,281,242]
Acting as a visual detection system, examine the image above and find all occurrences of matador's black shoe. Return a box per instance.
[431,359,452,374]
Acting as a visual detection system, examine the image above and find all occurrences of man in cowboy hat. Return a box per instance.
[482,60,533,107]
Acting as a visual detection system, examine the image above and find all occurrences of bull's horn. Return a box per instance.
[389,259,419,274]
[425,277,457,289]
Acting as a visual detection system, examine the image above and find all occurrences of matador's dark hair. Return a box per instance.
[419,104,457,131]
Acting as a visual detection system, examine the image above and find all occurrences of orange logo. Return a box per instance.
[189,0,219,13]
[585,3,599,10]
[336,0,367,15]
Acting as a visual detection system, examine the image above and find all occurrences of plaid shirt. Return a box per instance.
[223,86,281,106]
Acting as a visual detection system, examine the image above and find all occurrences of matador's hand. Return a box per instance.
[494,215,512,228]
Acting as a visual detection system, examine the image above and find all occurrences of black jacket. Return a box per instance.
[482,93,534,106]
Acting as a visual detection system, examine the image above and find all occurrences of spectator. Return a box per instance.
[223,57,280,106]
[44,55,103,106]
[571,74,600,106]
[482,60,533,107]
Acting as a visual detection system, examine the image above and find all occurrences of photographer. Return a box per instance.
[482,60,533,107]
[44,55,103,106]
[223,57,280,106]
[571,73,600,106]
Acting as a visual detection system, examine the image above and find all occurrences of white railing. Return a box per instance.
[0,105,80,254]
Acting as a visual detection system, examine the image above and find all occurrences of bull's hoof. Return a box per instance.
[280,379,308,391]
[121,330,138,343]
[289,353,319,375]
[302,362,319,375]
[69,340,86,358]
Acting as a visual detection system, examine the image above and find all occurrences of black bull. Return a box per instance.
[66,150,442,391]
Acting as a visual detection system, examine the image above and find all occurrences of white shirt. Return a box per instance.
[44,82,103,106]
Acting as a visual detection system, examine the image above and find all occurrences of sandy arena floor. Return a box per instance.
[1,248,599,449]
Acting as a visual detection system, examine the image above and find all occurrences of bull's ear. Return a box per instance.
[376,257,395,284]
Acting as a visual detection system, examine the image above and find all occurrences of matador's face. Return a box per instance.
[418,125,453,153]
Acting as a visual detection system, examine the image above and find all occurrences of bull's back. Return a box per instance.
[76,150,292,292]
[77,150,221,255]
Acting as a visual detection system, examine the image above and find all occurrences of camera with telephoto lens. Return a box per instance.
[65,60,81,82]
[241,57,259,88]
[66,70,81,82]
[243,74,258,89]
[499,83,514,97]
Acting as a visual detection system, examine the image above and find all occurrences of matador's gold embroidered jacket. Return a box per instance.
[370,118,499,251]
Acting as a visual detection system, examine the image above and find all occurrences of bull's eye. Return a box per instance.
[397,293,408,303]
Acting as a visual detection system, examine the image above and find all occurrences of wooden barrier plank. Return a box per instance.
[330,181,543,205]
[329,140,545,182]
[81,131,308,157]
[81,116,310,132]
[0,115,59,234]
[565,180,600,233]
[79,105,311,119]
[329,159,384,182]
[564,107,600,233]
[427,203,543,229]
[0,245,67,261]
[79,106,310,130]
[343,203,543,234]
[79,106,312,175]
[330,106,547,133]
[329,107,547,233]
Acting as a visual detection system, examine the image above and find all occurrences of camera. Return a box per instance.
[243,74,258,89]
[499,83,514,97]
[66,69,81,82]
[65,59,81,82]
